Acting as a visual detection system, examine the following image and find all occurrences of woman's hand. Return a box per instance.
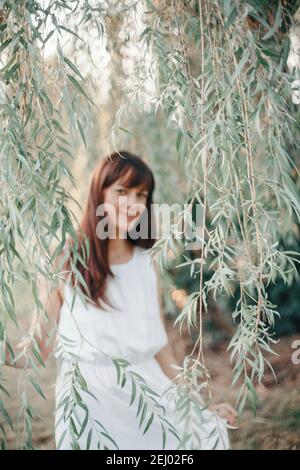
[209,402,238,426]
[3,272,63,369]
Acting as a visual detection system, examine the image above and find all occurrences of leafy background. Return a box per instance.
[0,0,300,449]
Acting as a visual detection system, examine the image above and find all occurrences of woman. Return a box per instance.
[3,150,236,450]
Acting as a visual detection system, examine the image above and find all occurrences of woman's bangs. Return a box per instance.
[118,165,153,194]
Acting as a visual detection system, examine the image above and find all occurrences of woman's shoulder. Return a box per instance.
[136,245,152,261]
[136,245,158,277]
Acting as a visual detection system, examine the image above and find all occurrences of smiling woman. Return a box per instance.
[98,175,150,253]
[3,151,232,450]
[64,150,157,312]
[53,150,231,450]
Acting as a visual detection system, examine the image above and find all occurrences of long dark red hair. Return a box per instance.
[62,150,156,310]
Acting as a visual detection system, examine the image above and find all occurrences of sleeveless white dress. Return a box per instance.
[53,245,230,450]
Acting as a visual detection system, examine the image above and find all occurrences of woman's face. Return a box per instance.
[102,177,149,237]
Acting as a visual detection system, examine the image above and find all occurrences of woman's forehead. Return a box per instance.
[115,176,148,192]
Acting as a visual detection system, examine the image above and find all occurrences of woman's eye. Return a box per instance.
[117,189,127,194]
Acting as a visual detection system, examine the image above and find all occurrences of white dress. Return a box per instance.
[53,245,230,450]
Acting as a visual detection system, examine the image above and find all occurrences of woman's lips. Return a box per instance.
[117,213,139,222]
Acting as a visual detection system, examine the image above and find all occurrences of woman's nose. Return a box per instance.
[127,193,139,207]
[128,203,141,217]
[128,199,144,217]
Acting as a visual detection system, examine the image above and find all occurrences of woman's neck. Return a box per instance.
[107,238,134,264]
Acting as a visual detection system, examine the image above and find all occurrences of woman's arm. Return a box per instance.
[153,263,182,381]
[154,343,181,381]
[3,272,63,369]
[152,262,238,426]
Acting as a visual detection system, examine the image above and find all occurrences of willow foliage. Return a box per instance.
[0,0,299,450]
